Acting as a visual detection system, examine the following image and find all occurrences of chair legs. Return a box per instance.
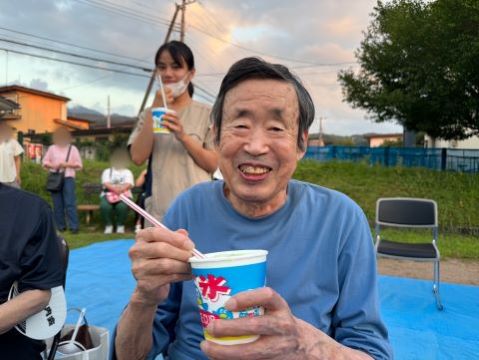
[433,260,444,311]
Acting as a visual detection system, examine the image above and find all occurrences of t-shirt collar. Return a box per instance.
[216,180,292,222]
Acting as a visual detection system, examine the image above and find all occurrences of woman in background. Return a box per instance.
[42,127,82,233]
[100,148,134,234]
[129,41,218,222]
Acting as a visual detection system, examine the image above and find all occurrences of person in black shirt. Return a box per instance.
[0,183,64,359]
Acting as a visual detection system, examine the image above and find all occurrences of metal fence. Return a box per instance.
[304,146,479,173]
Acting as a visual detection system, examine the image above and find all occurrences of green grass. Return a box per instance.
[63,229,478,259]
[64,232,134,250]
[21,159,479,259]
[294,160,479,235]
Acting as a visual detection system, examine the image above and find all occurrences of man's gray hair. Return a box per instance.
[211,57,315,151]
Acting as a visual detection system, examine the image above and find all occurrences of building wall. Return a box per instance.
[3,90,66,133]
[425,135,479,149]
[369,136,402,147]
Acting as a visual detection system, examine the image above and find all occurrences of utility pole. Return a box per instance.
[137,1,195,115]
[107,95,111,129]
[318,116,325,147]
[5,50,8,85]
[180,0,186,42]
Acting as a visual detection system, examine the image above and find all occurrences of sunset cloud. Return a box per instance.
[0,0,401,135]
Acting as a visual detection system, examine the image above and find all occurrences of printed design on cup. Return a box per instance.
[151,107,171,134]
[198,274,231,302]
[195,274,261,329]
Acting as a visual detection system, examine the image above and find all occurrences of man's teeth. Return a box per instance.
[240,165,270,175]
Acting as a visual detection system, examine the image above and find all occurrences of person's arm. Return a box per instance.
[130,110,154,166]
[135,169,147,188]
[330,207,391,358]
[179,134,218,173]
[162,112,218,173]
[62,146,82,170]
[14,155,21,185]
[202,288,373,360]
[102,169,119,194]
[115,291,158,360]
[42,147,57,170]
[113,228,194,360]
[201,204,391,360]
[115,284,183,360]
[118,170,134,194]
[0,289,51,334]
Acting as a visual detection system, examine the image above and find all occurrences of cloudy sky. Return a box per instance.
[0,0,402,135]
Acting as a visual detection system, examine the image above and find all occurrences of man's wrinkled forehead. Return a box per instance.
[222,79,299,123]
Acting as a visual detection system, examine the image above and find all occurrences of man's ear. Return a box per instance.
[297,130,309,160]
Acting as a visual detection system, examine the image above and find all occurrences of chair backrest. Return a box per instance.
[376,197,438,228]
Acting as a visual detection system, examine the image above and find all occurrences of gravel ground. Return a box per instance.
[377,258,479,286]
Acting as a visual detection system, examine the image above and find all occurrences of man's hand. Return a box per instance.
[129,227,195,307]
[201,288,372,360]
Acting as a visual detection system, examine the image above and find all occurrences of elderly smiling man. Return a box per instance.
[113,57,392,360]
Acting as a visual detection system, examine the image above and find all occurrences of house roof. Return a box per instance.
[363,133,403,139]
[67,115,94,124]
[0,85,70,102]
[53,118,87,130]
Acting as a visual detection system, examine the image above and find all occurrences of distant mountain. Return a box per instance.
[69,105,103,116]
[68,106,136,129]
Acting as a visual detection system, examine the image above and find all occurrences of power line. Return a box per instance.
[72,0,181,30]
[0,26,151,64]
[0,47,150,78]
[2,45,216,100]
[0,38,153,72]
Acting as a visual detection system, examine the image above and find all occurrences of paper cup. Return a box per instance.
[189,250,268,345]
[151,107,174,134]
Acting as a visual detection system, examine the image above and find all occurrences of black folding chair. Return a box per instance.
[375,198,444,310]
[46,237,70,359]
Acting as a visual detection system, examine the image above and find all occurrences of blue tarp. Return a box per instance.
[65,240,479,359]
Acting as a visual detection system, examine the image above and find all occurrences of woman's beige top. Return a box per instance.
[128,100,214,221]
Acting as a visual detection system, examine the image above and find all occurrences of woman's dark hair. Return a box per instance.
[211,57,315,151]
[155,40,195,97]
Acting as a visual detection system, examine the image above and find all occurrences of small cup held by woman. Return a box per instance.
[152,107,175,134]
[189,250,268,345]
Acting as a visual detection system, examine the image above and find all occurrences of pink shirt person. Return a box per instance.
[43,144,82,177]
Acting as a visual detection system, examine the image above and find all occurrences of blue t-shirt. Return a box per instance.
[116,180,392,359]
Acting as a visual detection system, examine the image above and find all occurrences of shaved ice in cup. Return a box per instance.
[189,250,268,345]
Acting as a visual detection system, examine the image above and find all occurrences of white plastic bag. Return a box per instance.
[44,324,109,360]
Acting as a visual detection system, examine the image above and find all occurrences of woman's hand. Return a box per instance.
[162,112,187,142]
[152,87,174,108]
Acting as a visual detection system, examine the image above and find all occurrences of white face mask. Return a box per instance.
[157,74,189,98]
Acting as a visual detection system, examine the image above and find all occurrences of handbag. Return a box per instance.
[46,145,72,192]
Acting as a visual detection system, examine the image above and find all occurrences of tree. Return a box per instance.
[338,0,479,140]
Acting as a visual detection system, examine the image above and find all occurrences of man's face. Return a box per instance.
[217,79,307,210]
